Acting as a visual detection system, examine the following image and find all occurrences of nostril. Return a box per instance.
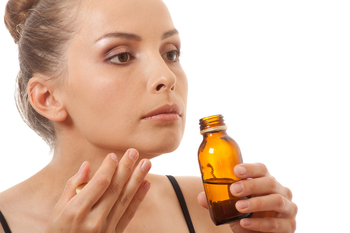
[156,84,165,91]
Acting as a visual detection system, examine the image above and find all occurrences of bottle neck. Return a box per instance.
[199,114,227,135]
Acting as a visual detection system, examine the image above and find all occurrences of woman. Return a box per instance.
[0,0,297,232]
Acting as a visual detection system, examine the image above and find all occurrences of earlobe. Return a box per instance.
[28,77,68,122]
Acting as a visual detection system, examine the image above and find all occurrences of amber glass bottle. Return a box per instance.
[198,114,251,225]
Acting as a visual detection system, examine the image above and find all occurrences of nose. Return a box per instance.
[147,57,176,94]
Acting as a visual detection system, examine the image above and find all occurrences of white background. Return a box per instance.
[1,1,349,232]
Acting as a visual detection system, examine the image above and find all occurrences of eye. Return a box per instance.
[162,50,180,62]
[109,52,133,64]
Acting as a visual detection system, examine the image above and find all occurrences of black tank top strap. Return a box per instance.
[0,177,196,233]
[166,175,196,233]
[0,211,12,233]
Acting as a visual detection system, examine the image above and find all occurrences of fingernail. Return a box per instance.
[235,165,246,176]
[231,182,243,194]
[238,200,249,209]
[142,180,151,191]
[110,153,118,162]
[141,160,151,172]
[241,218,252,226]
[128,149,139,160]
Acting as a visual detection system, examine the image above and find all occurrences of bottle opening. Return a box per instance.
[199,114,227,134]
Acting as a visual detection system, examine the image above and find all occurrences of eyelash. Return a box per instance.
[163,50,181,63]
[107,50,135,65]
[107,49,181,65]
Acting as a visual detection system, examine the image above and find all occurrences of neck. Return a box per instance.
[19,123,164,223]
[48,139,150,187]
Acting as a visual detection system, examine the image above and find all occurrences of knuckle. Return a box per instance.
[285,187,293,200]
[254,197,263,210]
[65,206,85,223]
[275,195,286,210]
[254,218,264,230]
[266,217,278,231]
[132,174,145,184]
[258,163,268,175]
[64,209,76,222]
[291,219,297,232]
[87,220,102,233]
[267,176,278,190]
[136,192,146,202]
[95,175,111,188]
[127,209,136,221]
[246,180,256,194]
[108,182,123,196]
[120,194,131,207]
[121,161,133,172]
[292,202,299,217]
[66,177,76,189]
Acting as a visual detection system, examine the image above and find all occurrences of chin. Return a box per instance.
[138,133,183,158]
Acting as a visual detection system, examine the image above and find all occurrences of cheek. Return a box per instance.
[63,68,139,147]
[70,75,124,116]
[182,76,189,102]
[176,69,189,106]
[65,39,133,120]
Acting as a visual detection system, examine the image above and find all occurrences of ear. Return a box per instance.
[28,77,68,122]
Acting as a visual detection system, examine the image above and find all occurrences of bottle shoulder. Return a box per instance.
[201,132,237,145]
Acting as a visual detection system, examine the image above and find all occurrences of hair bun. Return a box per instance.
[4,0,39,43]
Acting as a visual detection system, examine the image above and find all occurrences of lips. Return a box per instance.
[142,104,182,121]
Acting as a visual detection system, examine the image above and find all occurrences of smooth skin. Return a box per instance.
[46,150,152,233]
[0,0,297,232]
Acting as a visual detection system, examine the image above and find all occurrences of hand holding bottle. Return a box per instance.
[45,149,151,233]
[198,163,298,233]
[198,115,251,225]
[197,115,297,232]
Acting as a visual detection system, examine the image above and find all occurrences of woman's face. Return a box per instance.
[60,0,188,157]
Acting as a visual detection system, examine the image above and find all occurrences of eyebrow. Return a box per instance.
[95,32,141,43]
[95,29,179,43]
[161,29,179,40]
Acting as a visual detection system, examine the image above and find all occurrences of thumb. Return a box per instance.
[197,192,209,210]
[52,161,91,214]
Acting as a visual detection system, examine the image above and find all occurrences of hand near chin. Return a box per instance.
[198,163,298,233]
[45,149,151,233]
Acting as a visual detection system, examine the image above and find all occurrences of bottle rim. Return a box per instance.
[199,114,226,132]
[200,125,228,135]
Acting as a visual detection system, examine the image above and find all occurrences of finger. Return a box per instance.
[230,176,292,200]
[53,161,91,214]
[197,192,208,210]
[115,180,151,232]
[107,159,151,225]
[76,153,119,209]
[234,163,270,179]
[236,194,298,218]
[94,149,139,215]
[240,217,297,233]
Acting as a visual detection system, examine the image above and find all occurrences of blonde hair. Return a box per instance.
[4,0,81,148]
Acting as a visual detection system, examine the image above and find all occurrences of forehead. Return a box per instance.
[78,0,175,40]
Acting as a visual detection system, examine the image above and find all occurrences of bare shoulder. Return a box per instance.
[173,176,203,193]
[0,187,17,214]
[0,181,45,233]
[0,187,18,232]
[175,176,232,233]
[0,194,6,233]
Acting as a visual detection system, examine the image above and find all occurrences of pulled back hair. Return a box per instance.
[4,0,81,148]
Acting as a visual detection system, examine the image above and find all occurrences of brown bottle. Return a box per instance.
[198,114,251,225]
